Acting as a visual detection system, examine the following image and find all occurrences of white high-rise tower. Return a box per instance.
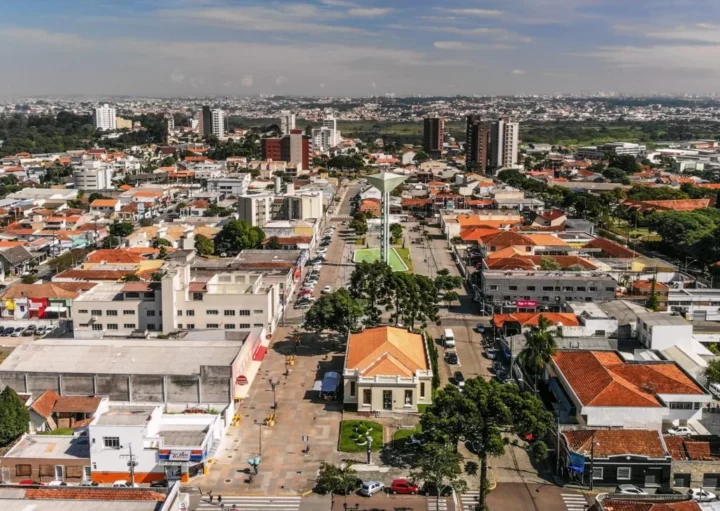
[280,111,296,136]
[94,104,117,131]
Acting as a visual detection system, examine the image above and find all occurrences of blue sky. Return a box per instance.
[2,0,720,96]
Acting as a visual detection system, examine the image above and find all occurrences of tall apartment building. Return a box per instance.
[165,114,175,133]
[466,115,492,173]
[280,110,296,135]
[237,194,275,227]
[237,190,323,227]
[261,130,310,169]
[466,116,520,172]
[312,126,333,152]
[491,117,519,169]
[72,161,115,190]
[211,109,226,138]
[94,104,117,131]
[322,114,340,146]
[423,116,444,159]
[199,105,212,137]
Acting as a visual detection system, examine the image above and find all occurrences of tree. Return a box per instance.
[314,462,359,496]
[213,220,265,256]
[0,386,30,446]
[421,379,553,511]
[158,245,168,259]
[609,154,641,174]
[109,222,135,238]
[88,192,109,204]
[121,274,142,282]
[539,256,561,271]
[349,218,368,236]
[646,278,660,312]
[443,291,460,308]
[706,359,720,385]
[388,272,440,330]
[102,235,122,249]
[195,234,215,256]
[265,236,282,250]
[390,223,403,244]
[602,167,630,185]
[349,261,393,327]
[20,275,37,284]
[565,264,586,272]
[414,151,430,164]
[518,315,557,391]
[153,238,172,248]
[410,443,467,509]
[139,217,154,227]
[304,288,365,335]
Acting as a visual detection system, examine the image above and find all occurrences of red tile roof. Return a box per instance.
[25,488,167,501]
[87,249,145,264]
[584,237,638,258]
[52,396,103,414]
[30,389,60,419]
[564,429,667,459]
[493,313,580,328]
[54,269,138,281]
[89,199,118,208]
[664,435,720,461]
[552,351,705,408]
[539,209,566,221]
[594,498,700,511]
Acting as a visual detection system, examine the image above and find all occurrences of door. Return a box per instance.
[383,390,392,410]
[674,473,691,488]
[83,466,92,482]
[54,465,65,481]
[645,469,661,486]
[694,311,708,322]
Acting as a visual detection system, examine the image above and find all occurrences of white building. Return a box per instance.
[312,127,333,152]
[492,117,519,169]
[577,142,647,160]
[237,193,274,227]
[72,161,115,190]
[94,104,117,131]
[211,109,226,138]
[636,312,694,351]
[237,189,323,228]
[279,110,295,136]
[322,114,341,146]
[206,174,251,197]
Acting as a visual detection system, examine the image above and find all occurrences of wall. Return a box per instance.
[584,406,667,429]
[672,460,720,489]
[89,424,166,484]
[353,377,432,412]
[0,455,90,483]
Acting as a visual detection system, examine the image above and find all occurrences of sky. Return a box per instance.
[2,0,720,97]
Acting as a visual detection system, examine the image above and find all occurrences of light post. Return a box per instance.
[254,419,268,456]
[366,434,373,465]
[270,379,278,410]
[589,432,598,491]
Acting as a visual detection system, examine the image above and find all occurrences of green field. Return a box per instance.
[354,248,409,272]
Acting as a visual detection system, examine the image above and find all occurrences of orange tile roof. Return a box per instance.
[664,435,720,461]
[493,312,580,328]
[86,249,145,264]
[641,198,711,211]
[31,389,60,418]
[1,282,95,300]
[90,199,118,207]
[527,255,598,269]
[53,395,103,414]
[697,183,720,190]
[346,326,428,376]
[564,429,667,459]
[552,351,705,408]
[54,269,137,281]
[25,488,167,501]
[485,246,526,259]
[584,237,638,258]
[134,191,163,197]
[523,234,569,246]
[119,184,134,191]
[459,226,502,242]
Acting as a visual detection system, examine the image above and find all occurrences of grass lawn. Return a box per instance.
[393,247,414,273]
[40,428,74,435]
[353,248,409,272]
[339,420,384,452]
[392,425,421,450]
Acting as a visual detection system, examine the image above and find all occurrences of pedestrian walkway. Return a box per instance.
[561,493,589,511]
[196,496,302,511]
[426,496,449,511]
[459,491,480,511]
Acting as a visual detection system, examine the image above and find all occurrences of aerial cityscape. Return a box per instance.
[4,2,720,511]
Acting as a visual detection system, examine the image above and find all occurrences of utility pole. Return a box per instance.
[589,432,596,491]
[120,443,138,486]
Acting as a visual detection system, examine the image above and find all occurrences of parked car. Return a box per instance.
[445,351,459,365]
[475,324,485,333]
[322,286,332,294]
[22,325,36,336]
[10,327,24,337]
[78,481,99,487]
[359,480,384,497]
[390,479,419,495]
[1,326,11,336]
[18,480,43,486]
[421,482,453,496]
[454,371,466,388]
[112,480,139,488]
[668,426,694,436]
[47,480,68,486]
[616,484,648,495]
[485,348,498,360]
[150,479,169,488]
[688,488,718,502]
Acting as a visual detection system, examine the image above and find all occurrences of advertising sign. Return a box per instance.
[515,300,538,308]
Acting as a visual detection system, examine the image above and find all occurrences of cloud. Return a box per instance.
[578,44,720,73]
[371,81,377,90]
[348,8,392,18]
[321,0,355,6]
[0,27,91,49]
[397,24,533,43]
[433,41,514,50]
[445,9,503,17]
[512,69,526,75]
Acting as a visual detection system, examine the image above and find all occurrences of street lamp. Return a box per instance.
[254,419,268,456]
[589,433,599,491]
[270,379,278,410]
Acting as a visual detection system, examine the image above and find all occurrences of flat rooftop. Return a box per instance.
[158,429,207,447]
[0,338,244,376]
[0,487,167,511]
[5,435,89,459]
[94,407,156,426]
[234,249,301,265]
[637,312,690,327]
[670,288,720,297]
[566,302,611,319]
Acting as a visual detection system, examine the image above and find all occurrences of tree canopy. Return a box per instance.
[304,288,364,335]
[0,386,30,446]
[109,222,135,238]
[213,220,265,256]
[195,234,215,256]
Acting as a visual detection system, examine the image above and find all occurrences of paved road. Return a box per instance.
[487,483,591,511]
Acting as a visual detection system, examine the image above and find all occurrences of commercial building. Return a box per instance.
[72,162,115,191]
[279,110,295,135]
[94,104,117,131]
[423,116,444,158]
[577,142,647,160]
[206,174,251,197]
[261,130,310,169]
[322,114,340,146]
[343,326,433,413]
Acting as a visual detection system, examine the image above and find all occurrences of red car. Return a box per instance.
[390,479,419,495]
[18,480,43,485]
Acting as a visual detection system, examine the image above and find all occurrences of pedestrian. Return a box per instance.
[209,493,213,503]
[218,495,222,504]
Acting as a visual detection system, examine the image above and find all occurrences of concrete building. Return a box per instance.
[423,116,444,158]
[0,331,265,404]
[261,130,310,169]
[279,110,295,136]
[199,105,212,137]
[322,114,340,146]
[206,174,250,197]
[237,193,274,227]
[343,326,433,413]
[491,116,519,169]
[165,113,175,133]
[94,104,116,131]
[466,115,492,173]
[211,109,225,138]
[668,288,720,321]
[637,312,693,351]
[237,189,323,227]
[115,117,132,130]
[72,162,115,191]
[1,433,91,484]
[577,142,647,160]
[312,126,333,152]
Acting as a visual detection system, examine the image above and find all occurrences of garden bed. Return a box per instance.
[339,420,384,452]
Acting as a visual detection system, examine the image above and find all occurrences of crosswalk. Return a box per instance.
[562,493,589,511]
[459,491,481,511]
[426,496,449,511]
[196,496,302,511]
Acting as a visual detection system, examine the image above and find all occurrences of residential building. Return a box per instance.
[343,326,433,413]
[0,282,95,320]
[94,104,116,131]
[237,190,323,227]
[423,116,444,158]
[237,193,274,227]
[72,162,115,190]
[312,126,333,152]
[322,114,340,146]
[548,350,711,428]
[664,434,720,489]
[466,115,492,173]
[0,485,182,509]
[211,108,225,138]
[199,105,212,137]
[89,198,120,214]
[279,110,295,135]
[561,429,671,489]
[636,312,693,350]
[491,117,520,169]
[261,130,310,169]
[206,174,251,197]
[0,433,91,484]
[165,113,175,133]
[27,390,108,433]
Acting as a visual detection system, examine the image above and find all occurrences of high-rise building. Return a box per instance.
[423,116,444,158]
[211,109,226,138]
[261,138,283,161]
[466,115,492,174]
[491,117,519,169]
[321,114,340,146]
[261,130,310,169]
[165,114,175,133]
[280,111,296,136]
[312,126,333,152]
[199,105,212,137]
[466,116,520,172]
[94,104,117,131]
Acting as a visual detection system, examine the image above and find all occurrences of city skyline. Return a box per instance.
[3,0,720,96]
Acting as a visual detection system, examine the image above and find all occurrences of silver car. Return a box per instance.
[360,481,384,497]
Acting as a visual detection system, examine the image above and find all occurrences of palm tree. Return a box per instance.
[518,315,557,392]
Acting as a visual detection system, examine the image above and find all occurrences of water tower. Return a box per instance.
[366,172,408,264]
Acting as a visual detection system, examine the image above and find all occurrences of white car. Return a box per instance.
[322,286,332,294]
[47,480,68,486]
[668,426,694,436]
[616,484,647,495]
[689,488,718,502]
[112,480,139,488]
[360,481,384,497]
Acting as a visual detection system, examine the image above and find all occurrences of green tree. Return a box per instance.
[421,379,553,511]
[646,278,660,312]
[414,151,430,164]
[349,261,393,327]
[158,245,168,259]
[518,315,557,391]
[0,386,30,446]
[609,154,641,174]
[443,291,460,308]
[304,288,364,335]
[195,234,215,256]
[153,238,172,248]
[706,358,720,385]
[20,275,37,284]
[88,192,109,204]
[539,256,561,271]
[102,235,121,249]
[314,462,359,497]
[265,236,282,249]
[388,272,440,330]
[601,167,630,184]
[390,223,403,244]
[410,443,467,509]
[213,220,265,256]
[109,222,135,238]
[121,274,142,282]
[349,218,368,236]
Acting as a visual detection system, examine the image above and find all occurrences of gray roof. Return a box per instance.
[597,299,648,326]
[0,245,35,266]
[637,312,690,327]
[94,407,156,426]
[0,338,244,376]
[5,434,89,459]
[158,429,207,447]
[502,333,614,356]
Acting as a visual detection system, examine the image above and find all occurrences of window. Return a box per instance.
[78,309,88,314]
[224,310,236,316]
[527,286,536,291]
[187,324,195,329]
[177,310,183,316]
[207,310,219,315]
[695,402,703,410]
[509,286,517,291]
[490,285,499,291]
[605,287,615,292]
[103,437,120,449]
[207,323,219,329]
[555,286,561,291]
[350,381,356,397]
[363,389,372,405]
[123,310,134,315]
[186,310,195,316]
[239,323,251,328]
[253,310,263,314]
[589,287,597,292]
[669,402,694,410]
[576,287,586,292]
[420,382,426,398]
[585,297,593,302]
[543,286,553,292]
[124,324,136,329]
[253,323,263,327]
[192,292,204,301]
[15,464,31,477]
[79,323,89,327]
[239,310,250,316]
[107,324,118,330]
[91,310,102,316]
[563,287,573,292]
[126,292,139,298]
[617,467,631,480]
[177,324,183,329]
[503,296,511,301]
[106,310,118,316]
[92,324,103,331]
[225,324,235,329]
[147,324,156,331]
[594,330,606,336]
[542,296,550,302]
[146,310,155,317]
[404,390,413,406]
[592,467,603,480]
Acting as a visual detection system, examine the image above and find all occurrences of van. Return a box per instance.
[442,328,456,348]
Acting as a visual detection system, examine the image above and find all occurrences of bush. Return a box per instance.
[425,332,440,389]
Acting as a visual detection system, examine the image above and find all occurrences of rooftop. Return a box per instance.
[0,487,168,511]
[94,407,156,426]
[5,434,90,459]
[664,435,720,461]
[158,429,207,447]
[637,312,691,327]
[346,326,428,377]
[564,428,667,459]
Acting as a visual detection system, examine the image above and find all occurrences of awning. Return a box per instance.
[252,346,268,361]
[46,305,68,313]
